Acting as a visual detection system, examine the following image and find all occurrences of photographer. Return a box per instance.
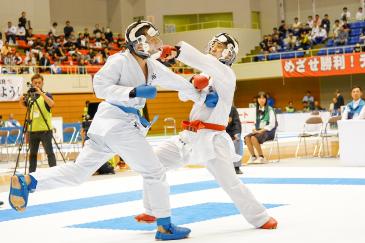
[20,74,56,172]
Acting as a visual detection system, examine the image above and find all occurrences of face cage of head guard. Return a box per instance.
[208,33,239,65]
[125,21,160,59]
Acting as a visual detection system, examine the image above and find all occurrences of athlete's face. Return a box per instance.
[135,33,162,55]
[209,41,226,59]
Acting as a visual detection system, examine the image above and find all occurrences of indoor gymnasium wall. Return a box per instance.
[234,77,321,110]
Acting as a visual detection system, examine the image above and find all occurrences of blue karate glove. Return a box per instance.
[205,91,219,108]
[133,85,157,99]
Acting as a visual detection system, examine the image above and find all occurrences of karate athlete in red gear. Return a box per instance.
[135,33,278,230]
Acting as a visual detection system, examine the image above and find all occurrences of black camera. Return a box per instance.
[26,82,37,94]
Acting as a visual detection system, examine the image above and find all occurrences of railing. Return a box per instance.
[242,43,365,63]
[0,65,200,75]
[164,20,233,33]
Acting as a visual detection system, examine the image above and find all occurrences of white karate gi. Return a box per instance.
[30,50,201,218]
[143,42,270,227]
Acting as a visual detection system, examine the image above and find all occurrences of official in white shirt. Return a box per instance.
[342,86,365,120]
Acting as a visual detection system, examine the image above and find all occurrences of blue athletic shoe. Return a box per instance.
[9,174,37,212]
[155,217,191,241]
[155,223,191,241]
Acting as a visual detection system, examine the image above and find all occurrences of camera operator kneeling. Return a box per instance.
[20,74,57,172]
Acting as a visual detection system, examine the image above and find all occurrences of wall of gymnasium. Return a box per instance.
[0,0,51,33]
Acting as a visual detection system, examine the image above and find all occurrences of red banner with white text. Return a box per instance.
[281,52,365,78]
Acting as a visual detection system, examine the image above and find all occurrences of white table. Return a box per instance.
[338,120,365,166]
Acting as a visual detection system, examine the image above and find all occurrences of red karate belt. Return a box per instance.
[181,120,226,132]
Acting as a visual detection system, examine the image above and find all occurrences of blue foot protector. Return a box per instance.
[8,174,37,212]
[155,217,191,241]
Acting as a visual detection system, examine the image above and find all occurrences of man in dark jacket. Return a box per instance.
[226,106,243,174]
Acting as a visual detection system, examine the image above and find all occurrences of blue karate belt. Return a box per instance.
[111,103,158,128]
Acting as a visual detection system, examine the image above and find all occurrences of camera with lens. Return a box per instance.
[26,82,38,94]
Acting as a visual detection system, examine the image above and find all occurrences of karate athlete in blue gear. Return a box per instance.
[8,20,206,241]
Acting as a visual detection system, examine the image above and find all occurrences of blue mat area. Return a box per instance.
[2,177,365,222]
[69,203,285,231]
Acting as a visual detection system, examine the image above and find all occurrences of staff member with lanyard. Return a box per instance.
[342,86,365,120]
[20,74,56,173]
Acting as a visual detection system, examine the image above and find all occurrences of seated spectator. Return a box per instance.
[335,26,348,46]
[116,34,125,48]
[5,113,20,127]
[267,93,275,107]
[50,60,62,74]
[13,52,23,65]
[314,14,321,27]
[284,32,297,50]
[307,15,314,28]
[24,51,38,65]
[342,86,365,120]
[16,24,26,41]
[332,19,341,38]
[5,21,17,44]
[341,7,351,21]
[105,27,113,43]
[93,24,102,39]
[259,35,269,51]
[78,58,87,74]
[77,33,89,49]
[298,31,311,50]
[285,101,296,113]
[329,97,338,115]
[44,38,54,54]
[84,27,90,39]
[63,20,74,40]
[39,53,51,72]
[25,27,35,46]
[244,92,277,163]
[342,19,350,32]
[313,101,325,111]
[354,43,362,52]
[356,7,364,21]
[302,90,314,105]
[335,89,345,109]
[321,14,331,34]
[1,41,12,56]
[32,38,44,51]
[291,17,302,36]
[311,25,327,44]
[53,45,67,61]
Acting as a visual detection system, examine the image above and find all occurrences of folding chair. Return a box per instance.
[317,116,342,157]
[295,116,323,158]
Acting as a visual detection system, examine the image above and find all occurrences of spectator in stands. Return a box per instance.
[18,11,27,29]
[307,15,314,28]
[356,7,364,21]
[313,101,325,111]
[332,19,341,38]
[285,32,297,50]
[53,45,67,61]
[32,38,44,52]
[39,52,51,72]
[1,41,12,56]
[321,14,331,34]
[311,25,327,45]
[50,60,62,74]
[314,14,321,27]
[342,86,365,119]
[0,115,5,127]
[354,43,362,52]
[16,24,26,41]
[93,24,102,38]
[5,21,17,44]
[5,113,20,127]
[24,51,37,65]
[25,27,35,46]
[116,34,125,48]
[226,106,243,174]
[292,17,302,36]
[342,19,350,32]
[341,7,351,21]
[44,38,54,54]
[63,20,74,40]
[335,26,348,46]
[0,33,3,49]
[298,30,311,50]
[50,22,58,37]
[259,35,269,51]
[78,58,87,74]
[84,27,90,39]
[285,101,296,113]
[244,92,277,163]
[13,52,23,65]
[278,20,288,39]
[105,27,113,43]
[77,33,88,49]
